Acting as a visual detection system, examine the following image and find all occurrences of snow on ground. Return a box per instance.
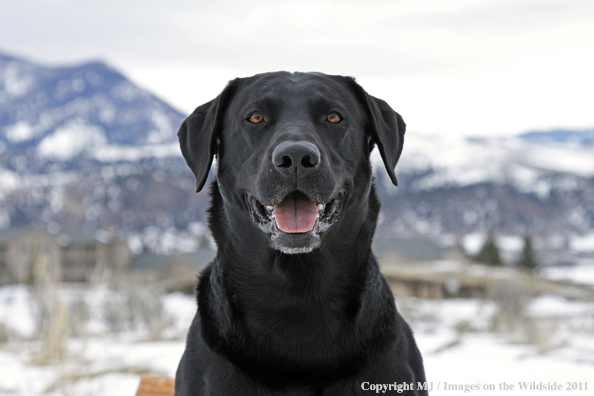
[571,233,594,253]
[1,286,593,395]
[420,332,594,396]
[541,261,594,286]
[0,285,38,338]
[409,297,594,395]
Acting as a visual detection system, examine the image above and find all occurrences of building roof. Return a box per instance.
[373,237,446,262]
[183,248,216,267]
[0,226,119,246]
[0,226,54,243]
[0,227,24,243]
[128,246,215,272]
[129,251,170,271]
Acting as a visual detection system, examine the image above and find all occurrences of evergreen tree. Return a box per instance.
[475,232,502,266]
[517,235,539,273]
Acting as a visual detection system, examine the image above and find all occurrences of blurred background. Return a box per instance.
[1,0,593,394]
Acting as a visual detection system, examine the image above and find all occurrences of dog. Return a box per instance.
[175,72,427,395]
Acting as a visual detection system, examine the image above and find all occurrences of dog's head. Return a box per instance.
[179,72,405,254]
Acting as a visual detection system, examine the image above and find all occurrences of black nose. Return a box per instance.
[272,141,321,176]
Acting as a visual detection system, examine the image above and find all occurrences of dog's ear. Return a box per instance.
[365,95,405,186]
[178,82,236,192]
[348,80,405,186]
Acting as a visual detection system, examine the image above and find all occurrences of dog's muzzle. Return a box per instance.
[245,191,343,254]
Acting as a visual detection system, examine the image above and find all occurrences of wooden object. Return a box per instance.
[135,375,175,396]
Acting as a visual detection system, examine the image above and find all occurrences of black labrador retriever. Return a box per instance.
[175,72,427,395]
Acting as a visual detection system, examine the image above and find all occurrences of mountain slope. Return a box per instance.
[0,51,184,161]
[519,128,594,145]
[374,131,594,241]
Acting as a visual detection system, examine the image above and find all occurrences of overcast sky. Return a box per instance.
[2,0,594,137]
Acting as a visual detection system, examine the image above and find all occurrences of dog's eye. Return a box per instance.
[248,113,264,124]
[326,113,341,124]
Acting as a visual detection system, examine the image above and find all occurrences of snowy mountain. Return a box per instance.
[0,51,183,163]
[519,128,594,145]
[1,50,593,256]
[368,132,594,256]
[0,51,194,246]
[374,131,594,249]
[396,132,594,191]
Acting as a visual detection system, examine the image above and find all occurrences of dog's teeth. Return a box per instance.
[266,205,274,211]
[317,204,325,211]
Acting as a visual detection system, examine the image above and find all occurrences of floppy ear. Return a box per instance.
[348,80,406,186]
[365,95,405,186]
[178,82,236,192]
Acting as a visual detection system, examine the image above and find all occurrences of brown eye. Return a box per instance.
[248,113,264,124]
[326,113,341,123]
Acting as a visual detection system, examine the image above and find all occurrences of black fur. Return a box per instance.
[175,72,427,395]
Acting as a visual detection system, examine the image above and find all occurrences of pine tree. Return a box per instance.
[517,235,539,273]
[474,232,502,266]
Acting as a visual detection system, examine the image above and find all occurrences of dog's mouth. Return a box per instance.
[246,191,343,236]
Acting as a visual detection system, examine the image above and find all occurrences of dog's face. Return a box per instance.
[179,72,405,254]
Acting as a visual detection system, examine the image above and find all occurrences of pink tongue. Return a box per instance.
[273,193,318,233]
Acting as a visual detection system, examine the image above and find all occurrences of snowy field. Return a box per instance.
[0,279,593,395]
[541,261,594,286]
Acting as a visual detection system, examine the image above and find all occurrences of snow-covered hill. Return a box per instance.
[374,131,594,248]
[397,132,594,193]
[519,128,594,145]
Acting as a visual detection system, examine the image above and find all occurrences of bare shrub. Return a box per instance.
[67,296,91,337]
[102,283,174,340]
[489,281,533,341]
[103,286,134,332]
[32,297,70,365]
[488,281,560,352]
[29,253,70,365]
[396,297,443,334]
[128,286,174,340]
[0,323,7,343]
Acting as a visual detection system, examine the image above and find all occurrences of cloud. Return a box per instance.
[2,0,594,135]
[4,0,592,76]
